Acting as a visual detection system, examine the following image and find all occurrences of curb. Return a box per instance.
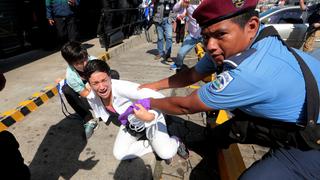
[0,85,58,131]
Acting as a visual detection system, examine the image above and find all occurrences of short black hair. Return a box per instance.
[230,9,259,28]
[84,60,111,81]
[61,41,88,65]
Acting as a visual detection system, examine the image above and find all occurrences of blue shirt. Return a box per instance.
[196,26,320,123]
[46,0,80,19]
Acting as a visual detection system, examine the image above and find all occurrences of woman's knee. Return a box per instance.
[113,147,126,160]
[153,147,176,160]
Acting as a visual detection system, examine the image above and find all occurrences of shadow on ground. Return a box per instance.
[165,115,220,180]
[114,157,153,180]
[28,115,98,180]
[146,49,158,56]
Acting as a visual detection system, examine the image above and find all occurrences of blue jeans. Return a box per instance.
[175,34,202,67]
[155,17,173,58]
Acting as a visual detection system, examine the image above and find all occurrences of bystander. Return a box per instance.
[46,0,80,45]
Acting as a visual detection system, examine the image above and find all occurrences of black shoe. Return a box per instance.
[177,141,189,160]
[154,54,162,60]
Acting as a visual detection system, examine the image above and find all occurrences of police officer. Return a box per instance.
[128,0,320,179]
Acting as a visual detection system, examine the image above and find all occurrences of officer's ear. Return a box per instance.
[245,16,259,40]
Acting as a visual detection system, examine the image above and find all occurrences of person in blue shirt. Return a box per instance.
[125,0,320,179]
[46,0,80,45]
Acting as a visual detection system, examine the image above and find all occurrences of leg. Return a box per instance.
[149,113,179,160]
[54,17,67,45]
[240,147,320,180]
[303,29,319,52]
[113,125,153,160]
[66,16,78,42]
[62,84,92,120]
[175,35,199,67]
[163,18,173,58]
[156,23,165,56]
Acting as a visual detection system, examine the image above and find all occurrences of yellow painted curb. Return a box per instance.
[0,85,58,132]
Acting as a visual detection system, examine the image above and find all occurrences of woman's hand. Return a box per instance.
[133,104,155,122]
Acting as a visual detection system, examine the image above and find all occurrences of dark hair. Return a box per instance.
[230,9,259,28]
[61,41,88,65]
[84,60,111,81]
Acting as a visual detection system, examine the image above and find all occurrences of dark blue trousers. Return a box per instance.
[240,147,320,180]
[209,110,320,179]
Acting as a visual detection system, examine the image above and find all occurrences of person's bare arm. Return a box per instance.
[313,22,320,28]
[79,88,90,97]
[299,0,307,11]
[139,67,211,91]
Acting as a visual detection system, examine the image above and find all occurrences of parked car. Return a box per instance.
[260,5,320,49]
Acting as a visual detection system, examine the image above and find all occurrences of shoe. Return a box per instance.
[172,136,189,159]
[154,54,162,60]
[170,64,181,71]
[84,119,98,139]
[164,158,173,165]
[177,141,189,160]
[166,57,173,62]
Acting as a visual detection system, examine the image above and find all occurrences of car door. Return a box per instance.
[262,7,308,48]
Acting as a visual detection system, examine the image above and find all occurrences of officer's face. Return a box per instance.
[88,71,112,100]
[202,17,258,65]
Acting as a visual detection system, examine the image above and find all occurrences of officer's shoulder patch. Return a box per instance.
[211,71,234,92]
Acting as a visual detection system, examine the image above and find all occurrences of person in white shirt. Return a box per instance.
[170,0,202,71]
[84,60,189,161]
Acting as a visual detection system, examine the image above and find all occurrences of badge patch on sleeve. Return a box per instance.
[211,71,233,92]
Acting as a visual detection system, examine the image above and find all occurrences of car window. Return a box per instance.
[268,8,304,24]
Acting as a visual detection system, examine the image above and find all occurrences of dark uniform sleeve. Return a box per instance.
[195,53,217,74]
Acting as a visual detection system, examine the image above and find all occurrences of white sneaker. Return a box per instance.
[84,119,98,139]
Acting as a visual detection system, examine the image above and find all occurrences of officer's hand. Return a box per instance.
[48,19,55,26]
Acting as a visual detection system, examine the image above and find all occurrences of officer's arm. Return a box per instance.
[139,67,211,91]
[150,89,212,115]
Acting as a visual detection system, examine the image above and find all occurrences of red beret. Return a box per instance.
[193,0,258,28]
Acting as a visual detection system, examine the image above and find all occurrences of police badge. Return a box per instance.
[232,0,245,8]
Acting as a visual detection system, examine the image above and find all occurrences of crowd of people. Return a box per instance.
[2,0,320,179]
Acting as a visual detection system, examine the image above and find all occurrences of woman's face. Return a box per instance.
[88,71,112,99]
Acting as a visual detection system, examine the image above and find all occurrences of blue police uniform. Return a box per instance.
[195,25,320,179]
[196,25,320,123]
